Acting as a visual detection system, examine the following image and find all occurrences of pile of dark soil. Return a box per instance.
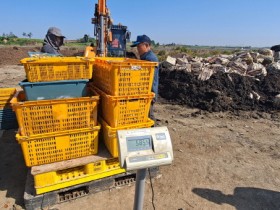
[159,67,280,112]
[0,46,84,66]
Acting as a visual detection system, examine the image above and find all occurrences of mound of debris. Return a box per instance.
[159,49,280,112]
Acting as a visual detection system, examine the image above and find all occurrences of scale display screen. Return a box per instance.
[126,135,152,152]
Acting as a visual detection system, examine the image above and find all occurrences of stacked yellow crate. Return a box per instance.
[6,56,158,195]
[0,88,18,130]
[10,57,101,167]
[9,57,121,194]
[21,57,92,83]
[90,57,158,157]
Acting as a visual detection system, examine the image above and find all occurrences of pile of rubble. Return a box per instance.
[161,49,280,81]
[159,49,280,112]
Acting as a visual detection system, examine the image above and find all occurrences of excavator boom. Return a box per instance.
[85,0,130,58]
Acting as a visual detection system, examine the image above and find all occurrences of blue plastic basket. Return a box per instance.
[0,120,18,130]
[19,79,88,100]
[0,108,18,129]
[0,108,16,121]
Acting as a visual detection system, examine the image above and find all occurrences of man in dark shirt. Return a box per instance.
[131,35,159,122]
[41,27,65,55]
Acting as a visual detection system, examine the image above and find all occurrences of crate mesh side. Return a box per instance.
[93,61,154,96]
[26,62,91,82]
[22,129,99,166]
[20,101,97,136]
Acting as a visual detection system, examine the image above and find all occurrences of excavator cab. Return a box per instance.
[84,24,130,58]
[107,25,130,57]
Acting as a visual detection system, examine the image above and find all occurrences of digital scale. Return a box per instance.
[118,126,173,170]
[117,126,173,210]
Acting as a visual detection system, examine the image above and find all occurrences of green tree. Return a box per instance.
[8,32,17,38]
[27,32,33,38]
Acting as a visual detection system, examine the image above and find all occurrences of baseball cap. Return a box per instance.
[131,35,151,47]
[47,27,65,38]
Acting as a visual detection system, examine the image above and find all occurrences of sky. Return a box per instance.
[0,0,279,47]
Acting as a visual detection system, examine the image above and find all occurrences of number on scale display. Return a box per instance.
[127,136,152,152]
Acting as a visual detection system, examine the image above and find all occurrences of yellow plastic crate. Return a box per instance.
[93,86,154,127]
[92,57,157,96]
[0,88,17,97]
[10,91,99,136]
[33,158,125,194]
[20,57,93,82]
[0,98,13,108]
[0,102,11,109]
[0,88,17,108]
[100,117,154,157]
[16,126,100,167]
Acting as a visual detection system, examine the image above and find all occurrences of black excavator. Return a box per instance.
[84,0,132,58]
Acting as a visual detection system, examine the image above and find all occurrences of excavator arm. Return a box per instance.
[92,0,112,57]
[84,0,130,58]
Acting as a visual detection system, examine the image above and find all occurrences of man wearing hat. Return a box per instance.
[131,35,159,122]
[41,27,65,55]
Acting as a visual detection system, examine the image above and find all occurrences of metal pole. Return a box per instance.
[133,168,147,210]
[100,16,105,56]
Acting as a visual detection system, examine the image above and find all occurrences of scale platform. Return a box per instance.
[24,143,160,210]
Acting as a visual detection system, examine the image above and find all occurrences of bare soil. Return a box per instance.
[0,46,279,210]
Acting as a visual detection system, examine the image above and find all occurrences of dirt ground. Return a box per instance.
[0,46,279,210]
